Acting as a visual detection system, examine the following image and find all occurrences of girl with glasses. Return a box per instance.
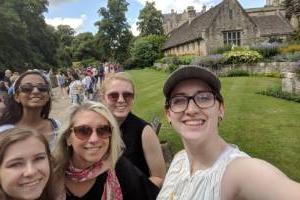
[0,127,56,200]
[157,65,300,200]
[0,70,60,150]
[53,102,159,200]
[100,72,166,187]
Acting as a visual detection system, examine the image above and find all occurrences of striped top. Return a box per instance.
[157,144,249,200]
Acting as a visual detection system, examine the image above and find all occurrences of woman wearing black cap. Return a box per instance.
[157,65,300,200]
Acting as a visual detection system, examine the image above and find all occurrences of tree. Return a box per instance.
[137,2,164,36]
[0,0,59,70]
[72,32,98,61]
[130,35,166,68]
[95,0,133,63]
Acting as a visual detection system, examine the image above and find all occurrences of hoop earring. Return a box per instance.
[218,116,223,122]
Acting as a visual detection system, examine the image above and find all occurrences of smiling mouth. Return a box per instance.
[21,179,42,187]
[183,119,206,126]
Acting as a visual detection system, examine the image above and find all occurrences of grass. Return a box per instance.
[128,68,300,182]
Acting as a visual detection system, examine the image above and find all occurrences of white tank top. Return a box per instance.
[157,144,249,200]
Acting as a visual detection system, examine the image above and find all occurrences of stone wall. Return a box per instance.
[212,62,298,76]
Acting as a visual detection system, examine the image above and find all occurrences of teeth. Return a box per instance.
[184,120,205,126]
[22,180,40,187]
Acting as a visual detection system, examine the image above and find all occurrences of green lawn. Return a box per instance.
[128,68,300,182]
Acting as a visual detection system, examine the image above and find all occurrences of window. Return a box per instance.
[229,9,233,19]
[223,31,241,46]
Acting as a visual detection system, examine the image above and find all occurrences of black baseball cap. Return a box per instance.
[163,65,222,99]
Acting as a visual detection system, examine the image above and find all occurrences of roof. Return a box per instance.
[251,14,294,36]
[163,4,222,50]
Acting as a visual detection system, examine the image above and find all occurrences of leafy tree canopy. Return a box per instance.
[137,2,164,36]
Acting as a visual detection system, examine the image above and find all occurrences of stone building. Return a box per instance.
[162,0,295,56]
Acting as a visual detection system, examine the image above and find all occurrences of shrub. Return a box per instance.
[131,35,167,68]
[158,56,179,65]
[192,54,224,70]
[226,68,249,77]
[212,45,232,54]
[257,86,300,103]
[177,55,197,65]
[223,50,263,64]
[168,64,179,73]
[271,52,300,62]
[250,43,280,58]
[280,44,300,54]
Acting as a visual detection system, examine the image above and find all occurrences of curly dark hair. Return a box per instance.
[0,70,52,125]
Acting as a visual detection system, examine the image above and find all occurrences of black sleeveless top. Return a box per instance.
[120,112,150,177]
[66,156,159,200]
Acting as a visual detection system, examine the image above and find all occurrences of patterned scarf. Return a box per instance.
[66,160,123,200]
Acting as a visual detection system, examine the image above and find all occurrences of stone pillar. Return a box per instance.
[282,72,297,93]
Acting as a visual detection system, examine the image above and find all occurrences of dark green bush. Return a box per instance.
[257,86,300,103]
[212,45,232,54]
[168,64,179,73]
[250,44,280,58]
[226,68,249,77]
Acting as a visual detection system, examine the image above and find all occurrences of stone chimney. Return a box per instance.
[201,5,207,14]
[187,6,196,24]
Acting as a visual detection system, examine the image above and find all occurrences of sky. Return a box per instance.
[45,0,266,36]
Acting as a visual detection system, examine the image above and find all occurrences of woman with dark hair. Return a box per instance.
[0,70,60,150]
[0,127,57,200]
[157,65,300,200]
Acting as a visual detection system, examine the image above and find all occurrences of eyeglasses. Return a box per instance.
[18,84,49,93]
[107,92,134,103]
[167,91,216,113]
[70,125,112,140]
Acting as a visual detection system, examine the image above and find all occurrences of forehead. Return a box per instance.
[20,74,46,84]
[2,137,46,162]
[171,79,212,96]
[72,110,109,125]
[105,79,133,93]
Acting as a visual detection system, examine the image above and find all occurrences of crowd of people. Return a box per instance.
[0,64,299,200]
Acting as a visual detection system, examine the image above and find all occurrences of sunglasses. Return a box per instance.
[71,125,112,140]
[107,92,134,103]
[18,84,50,93]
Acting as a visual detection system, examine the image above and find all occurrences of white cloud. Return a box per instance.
[45,15,87,33]
[48,0,78,6]
[135,0,215,14]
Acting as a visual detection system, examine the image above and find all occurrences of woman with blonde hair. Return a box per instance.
[0,127,56,200]
[101,72,166,187]
[53,101,159,200]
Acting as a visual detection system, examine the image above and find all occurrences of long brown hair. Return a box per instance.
[0,127,56,200]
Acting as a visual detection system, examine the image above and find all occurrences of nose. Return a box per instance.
[23,162,36,177]
[117,93,125,103]
[31,86,39,93]
[185,98,200,114]
[88,130,100,143]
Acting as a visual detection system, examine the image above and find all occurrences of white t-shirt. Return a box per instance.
[157,144,249,200]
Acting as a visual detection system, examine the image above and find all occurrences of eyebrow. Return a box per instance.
[5,152,47,163]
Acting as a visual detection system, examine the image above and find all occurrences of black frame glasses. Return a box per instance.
[18,83,50,93]
[71,125,112,140]
[167,91,216,113]
[107,92,134,103]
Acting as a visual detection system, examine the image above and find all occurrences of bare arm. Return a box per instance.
[222,158,300,200]
[142,125,166,187]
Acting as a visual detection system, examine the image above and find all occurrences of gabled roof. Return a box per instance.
[250,14,294,36]
[163,3,222,50]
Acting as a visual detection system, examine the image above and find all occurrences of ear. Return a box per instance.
[164,107,172,125]
[66,135,72,146]
[13,93,20,103]
[218,102,225,119]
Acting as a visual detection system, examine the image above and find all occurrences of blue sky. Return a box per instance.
[45,0,266,35]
